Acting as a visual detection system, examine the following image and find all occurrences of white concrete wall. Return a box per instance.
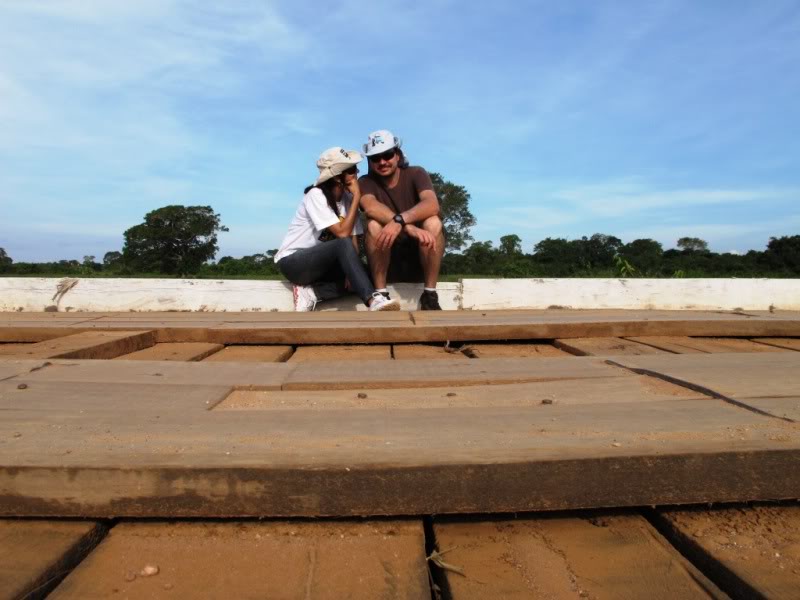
[0,277,797,312]
[0,278,461,312]
[461,278,799,311]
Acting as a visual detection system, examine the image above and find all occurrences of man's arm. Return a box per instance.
[360,193,396,225]
[396,189,439,225]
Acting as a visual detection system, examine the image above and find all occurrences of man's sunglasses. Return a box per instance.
[368,149,397,163]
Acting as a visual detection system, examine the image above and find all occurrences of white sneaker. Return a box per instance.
[369,291,400,311]
[293,284,317,312]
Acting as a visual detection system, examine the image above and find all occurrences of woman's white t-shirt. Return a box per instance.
[274,188,363,262]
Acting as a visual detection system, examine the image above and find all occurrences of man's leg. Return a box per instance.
[365,218,391,290]
[418,215,445,288]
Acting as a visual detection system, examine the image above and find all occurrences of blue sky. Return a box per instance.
[1,0,799,262]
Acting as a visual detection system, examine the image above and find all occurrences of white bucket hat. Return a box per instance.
[315,147,363,185]
[363,129,402,156]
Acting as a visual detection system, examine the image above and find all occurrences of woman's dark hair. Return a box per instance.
[304,176,342,217]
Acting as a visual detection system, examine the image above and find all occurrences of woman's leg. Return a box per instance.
[278,239,375,303]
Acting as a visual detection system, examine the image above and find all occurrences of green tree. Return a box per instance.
[499,234,522,255]
[0,247,12,272]
[619,238,663,273]
[676,237,709,252]
[764,235,800,273]
[122,205,228,275]
[103,251,123,268]
[430,172,476,252]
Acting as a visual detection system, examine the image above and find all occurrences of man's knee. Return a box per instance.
[420,215,443,237]
[366,219,383,238]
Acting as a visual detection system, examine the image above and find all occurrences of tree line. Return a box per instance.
[1,173,799,278]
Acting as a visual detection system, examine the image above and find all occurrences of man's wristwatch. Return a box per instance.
[393,214,406,227]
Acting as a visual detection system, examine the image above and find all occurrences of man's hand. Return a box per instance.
[404,224,436,250]
[376,221,403,251]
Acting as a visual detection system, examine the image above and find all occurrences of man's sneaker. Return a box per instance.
[419,289,442,310]
[378,291,391,299]
[292,284,317,312]
[369,291,400,311]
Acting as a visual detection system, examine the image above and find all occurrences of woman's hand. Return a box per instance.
[344,176,360,199]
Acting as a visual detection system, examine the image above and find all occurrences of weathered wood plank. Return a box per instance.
[0,381,232,411]
[751,337,800,351]
[608,352,800,400]
[50,521,428,600]
[0,520,105,600]
[434,514,725,599]
[2,397,800,517]
[3,310,800,344]
[289,344,392,362]
[0,331,156,360]
[652,504,800,600]
[392,344,471,360]
[627,336,789,354]
[555,337,670,356]
[3,358,293,389]
[115,342,224,361]
[284,356,626,390]
[217,376,703,410]
[466,342,571,358]
[202,345,294,362]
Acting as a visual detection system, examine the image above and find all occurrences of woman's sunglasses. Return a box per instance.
[368,149,397,163]
[342,165,358,175]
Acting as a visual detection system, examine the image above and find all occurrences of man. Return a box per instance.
[358,130,445,310]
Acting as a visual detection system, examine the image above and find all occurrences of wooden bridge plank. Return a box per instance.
[608,352,800,399]
[115,342,224,361]
[392,344,471,360]
[434,514,725,599]
[628,336,789,354]
[50,521,428,600]
[652,504,800,600]
[467,343,571,358]
[0,520,105,600]
[289,345,391,362]
[283,356,626,390]
[202,345,293,362]
[2,395,800,517]
[0,331,156,359]
[751,337,800,351]
[555,337,670,356]
[217,376,703,410]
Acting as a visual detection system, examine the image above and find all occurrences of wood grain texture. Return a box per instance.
[0,331,156,359]
[115,342,223,361]
[751,337,800,351]
[50,521,428,600]
[555,337,670,356]
[0,520,105,600]
[434,514,725,599]
[627,336,789,354]
[201,345,294,362]
[288,344,391,362]
[652,504,800,600]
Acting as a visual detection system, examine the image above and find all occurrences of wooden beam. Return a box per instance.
[0,331,156,360]
[751,337,800,351]
[114,342,224,361]
[288,345,392,362]
[627,336,789,354]
[433,514,725,599]
[555,337,670,356]
[50,521,428,599]
[202,345,293,362]
[0,520,106,599]
[651,504,800,600]
[2,394,800,517]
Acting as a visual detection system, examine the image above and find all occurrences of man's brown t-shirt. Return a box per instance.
[358,166,434,218]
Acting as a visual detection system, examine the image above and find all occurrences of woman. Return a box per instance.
[275,147,400,312]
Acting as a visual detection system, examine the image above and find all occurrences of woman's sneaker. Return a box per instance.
[369,292,400,311]
[419,290,442,310]
[292,284,318,312]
